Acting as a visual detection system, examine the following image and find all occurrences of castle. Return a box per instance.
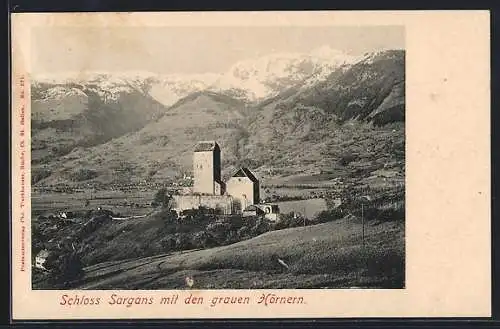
[172,141,279,219]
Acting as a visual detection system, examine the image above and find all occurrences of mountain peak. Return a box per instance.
[209,47,363,101]
[32,48,403,106]
[309,45,356,61]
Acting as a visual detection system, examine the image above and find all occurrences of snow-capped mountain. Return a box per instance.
[146,73,220,106]
[31,45,363,106]
[208,46,360,101]
[32,71,219,106]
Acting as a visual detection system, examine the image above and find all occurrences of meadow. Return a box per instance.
[32,189,156,218]
[70,217,404,290]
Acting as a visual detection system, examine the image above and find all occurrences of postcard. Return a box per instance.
[10,10,490,320]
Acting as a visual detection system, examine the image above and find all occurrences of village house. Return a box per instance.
[242,204,280,221]
[35,249,51,270]
[254,204,281,221]
[242,204,263,217]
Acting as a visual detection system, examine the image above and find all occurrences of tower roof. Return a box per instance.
[232,167,259,183]
[194,141,220,152]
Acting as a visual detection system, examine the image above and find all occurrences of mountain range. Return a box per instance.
[31,47,405,187]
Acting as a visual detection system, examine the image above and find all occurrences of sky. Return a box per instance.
[31,26,404,76]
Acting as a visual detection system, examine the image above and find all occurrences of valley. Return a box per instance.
[30,48,405,290]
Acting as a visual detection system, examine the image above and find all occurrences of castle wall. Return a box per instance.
[173,195,234,215]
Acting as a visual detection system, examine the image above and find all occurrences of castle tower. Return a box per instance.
[193,141,224,195]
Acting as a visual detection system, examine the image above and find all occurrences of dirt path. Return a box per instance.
[111,211,155,221]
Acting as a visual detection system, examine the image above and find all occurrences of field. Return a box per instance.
[32,189,156,218]
[274,198,328,219]
[32,185,331,219]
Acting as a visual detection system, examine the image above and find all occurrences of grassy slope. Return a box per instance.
[75,217,404,290]
[42,92,248,186]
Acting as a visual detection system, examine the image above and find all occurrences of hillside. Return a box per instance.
[293,50,405,124]
[35,91,250,186]
[240,50,405,179]
[37,217,404,289]
[31,81,169,185]
[31,49,405,187]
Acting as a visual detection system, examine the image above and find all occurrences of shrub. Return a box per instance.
[248,218,273,236]
[173,233,194,250]
[45,251,84,287]
[152,188,172,209]
[77,214,112,238]
[374,207,405,223]
[32,168,52,184]
[314,208,344,223]
[236,225,250,239]
[338,153,357,166]
[206,221,231,233]
[274,213,311,230]
[191,231,218,249]
[160,237,176,250]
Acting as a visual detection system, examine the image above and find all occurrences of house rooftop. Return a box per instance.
[194,141,220,152]
[243,205,265,213]
[36,249,51,258]
[232,167,259,183]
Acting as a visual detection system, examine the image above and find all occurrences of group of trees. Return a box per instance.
[32,209,117,288]
[67,168,99,182]
[151,188,173,209]
[315,190,405,224]
[43,250,85,287]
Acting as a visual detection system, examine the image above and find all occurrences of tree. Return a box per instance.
[152,188,173,209]
[45,251,84,287]
[338,153,356,166]
[314,208,344,223]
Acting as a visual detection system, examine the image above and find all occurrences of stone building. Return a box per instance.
[173,194,233,215]
[193,141,225,195]
[35,249,51,270]
[255,204,280,221]
[226,168,260,212]
[242,204,280,221]
[172,140,279,219]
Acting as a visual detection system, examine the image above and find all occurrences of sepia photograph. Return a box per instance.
[10,10,491,320]
[28,24,406,290]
